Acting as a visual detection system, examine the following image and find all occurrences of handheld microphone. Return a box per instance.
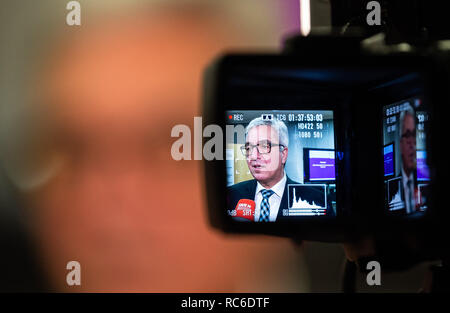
[233,199,256,221]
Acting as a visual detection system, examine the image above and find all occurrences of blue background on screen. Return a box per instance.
[384,144,394,176]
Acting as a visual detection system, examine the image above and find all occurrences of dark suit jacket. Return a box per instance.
[228,176,331,221]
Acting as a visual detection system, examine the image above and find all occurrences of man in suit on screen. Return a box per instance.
[227,117,296,222]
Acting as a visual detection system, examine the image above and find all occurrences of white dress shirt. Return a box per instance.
[402,167,416,214]
[254,173,287,222]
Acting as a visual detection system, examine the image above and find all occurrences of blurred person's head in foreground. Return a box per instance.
[0,1,308,291]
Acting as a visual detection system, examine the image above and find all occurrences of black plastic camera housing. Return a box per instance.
[203,35,449,254]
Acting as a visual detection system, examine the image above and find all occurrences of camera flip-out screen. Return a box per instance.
[382,97,430,216]
[225,110,336,222]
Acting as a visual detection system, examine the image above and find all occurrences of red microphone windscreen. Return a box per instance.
[234,199,256,221]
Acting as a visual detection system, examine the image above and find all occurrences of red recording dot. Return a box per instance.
[228,115,233,120]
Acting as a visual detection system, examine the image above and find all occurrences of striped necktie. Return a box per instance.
[259,189,274,222]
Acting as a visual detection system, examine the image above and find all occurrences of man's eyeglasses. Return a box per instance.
[240,141,284,157]
[401,130,416,140]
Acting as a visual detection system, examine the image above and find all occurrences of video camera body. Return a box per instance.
[203,2,450,266]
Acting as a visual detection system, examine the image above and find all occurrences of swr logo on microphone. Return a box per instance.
[228,199,255,221]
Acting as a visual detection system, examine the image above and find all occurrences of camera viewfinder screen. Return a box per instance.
[225,110,336,222]
[382,97,430,215]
